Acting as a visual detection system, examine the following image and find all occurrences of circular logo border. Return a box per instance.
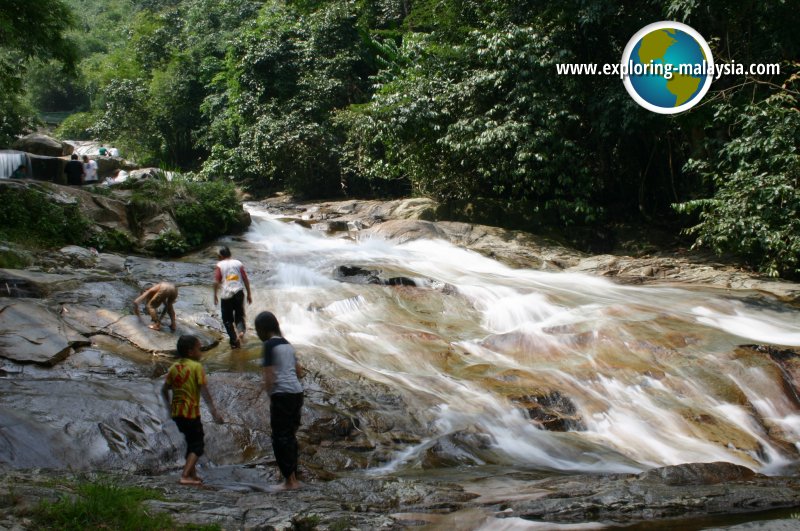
[621,21,714,115]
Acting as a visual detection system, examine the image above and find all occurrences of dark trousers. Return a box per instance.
[270,392,303,479]
[220,290,245,345]
[173,416,204,458]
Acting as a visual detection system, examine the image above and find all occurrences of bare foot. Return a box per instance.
[149,323,161,331]
[179,477,202,486]
[283,480,301,490]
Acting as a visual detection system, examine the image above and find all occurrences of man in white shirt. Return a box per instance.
[213,246,252,348]
[82,155,98,183]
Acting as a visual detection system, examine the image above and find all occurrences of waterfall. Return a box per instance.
[242,205,800,475]
[0,150,31,178]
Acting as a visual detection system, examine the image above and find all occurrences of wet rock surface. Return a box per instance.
[491,463,800,524]
[0,299,89,365]
[3,463,800,529]
[1,196,800,528]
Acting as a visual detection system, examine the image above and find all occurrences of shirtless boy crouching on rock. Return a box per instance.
[133,282,178,331]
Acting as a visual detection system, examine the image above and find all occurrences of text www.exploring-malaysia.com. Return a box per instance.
[556,61,780,80]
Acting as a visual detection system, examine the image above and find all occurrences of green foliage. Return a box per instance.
[23,0,800,279]
[92,78,161,164]
[33,481,170,530]
[675,88,800,278]
[24,59,89,112]
[174,179,242,246]
[338,26,605,225]
[148,229,190,257]
[55,111,97,140]
[32,480,220,531]
[327,515,356,531]
[201,1,375,195]
[125,175,244,251]
[87,228,135,253]
[0,0,78,143]
[0,185,91,248]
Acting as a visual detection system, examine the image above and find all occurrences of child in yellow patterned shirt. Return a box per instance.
[161,334,223,485]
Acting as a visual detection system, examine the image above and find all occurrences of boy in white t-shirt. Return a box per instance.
[213,246,252,348]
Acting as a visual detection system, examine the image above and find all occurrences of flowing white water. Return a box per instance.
[242,205,800,475]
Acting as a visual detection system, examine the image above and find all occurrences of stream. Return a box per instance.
[216,204,800,477]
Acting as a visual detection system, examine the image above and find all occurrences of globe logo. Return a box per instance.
[621,21,714,114]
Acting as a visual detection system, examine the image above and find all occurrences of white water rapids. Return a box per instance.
[240,205,800,476]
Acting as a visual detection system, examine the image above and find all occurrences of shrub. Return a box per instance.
[33,481,171,530]
[54,112,96,141]
[0,185,91,247]
[675,92,800,278]
[87,228,135,253]
[174,179,241,247]
[148,229,189,257]
[32,480,220,531]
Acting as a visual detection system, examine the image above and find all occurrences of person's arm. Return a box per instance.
[132,286,154,316]
[200,384,223,423]
[161,382,172,417]
[263,366,276,395]
[167,301,176,331]
[213,266,221,305]
[241,266,252,305]
[295,360,304,380]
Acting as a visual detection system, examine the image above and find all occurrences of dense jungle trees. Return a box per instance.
[8,0,800,277]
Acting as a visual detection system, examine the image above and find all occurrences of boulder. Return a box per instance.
[124,256,209,286]
[29,153,67,183]
[0,299,89,365]
[335,265,418,287]
[45,184,131,231]
[95,156,137,178]
[2,180,131,231]
[0,269,83,298]
[0,377,176,470]
[105,315,218,354]
[368,219,448,243]
[638,461,756,486]
[312,220,350,233]
[128,168,163,181]
[97,253,128,273]
[496,462,800,524]
[140,213,181,245]
[59,246,98,268]
[12,134,73,157]
[0,244,34,269]
[232,209,252,234]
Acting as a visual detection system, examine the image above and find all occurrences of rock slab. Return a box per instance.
[0,299,88,365]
